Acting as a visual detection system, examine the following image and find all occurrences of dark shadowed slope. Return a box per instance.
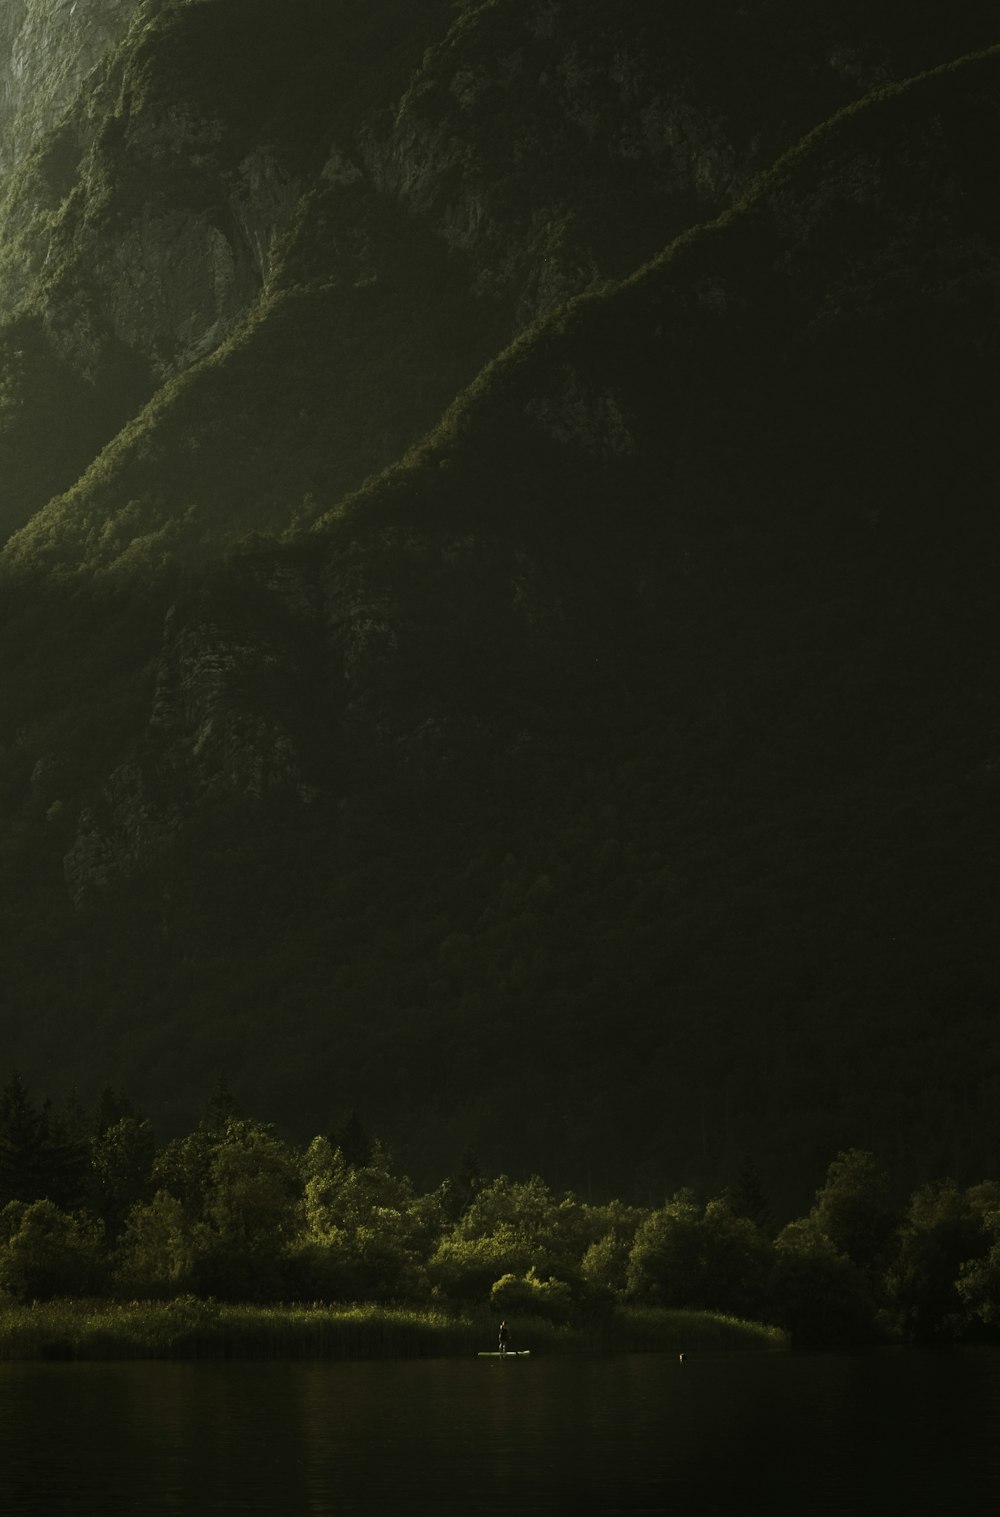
[0,12,997,1208]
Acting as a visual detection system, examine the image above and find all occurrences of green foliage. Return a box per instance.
[955,1208,1000,1330]
[151,1129,218,1222]
[722,1160,774,1235]
[577,1201,647,1298]
[490,1268,574,1324]
[302,1136,410,1236]
[2,1073,1000,1355]
[0,1298,480,1362]
[204,1119,301,1251]
[292,1135,436,1302]
[626,1194,773,1318]
[600,1305,786,1355]
[114,1189,206,1296]
[768,1221,878,1347]
[581,1231,631,1297]
[0,1200,105,1302]
[165,1119,303,1300]
[807,1150,899,1278]
[429,1227,536,1303]
[425,1174,642,1314]
[0,1297,786,1362]
[88,1116,156,1241]
[885,1180,1000,1342]
[0,1073,87,1212]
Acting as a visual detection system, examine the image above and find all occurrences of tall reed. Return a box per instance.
[0,1298,786,1361]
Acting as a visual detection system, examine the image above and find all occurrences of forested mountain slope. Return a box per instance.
[0,1,997,1212]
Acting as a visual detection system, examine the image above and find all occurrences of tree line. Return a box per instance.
[3,1072,1000,1347]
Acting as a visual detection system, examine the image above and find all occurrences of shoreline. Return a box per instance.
[0,1300,787,1362]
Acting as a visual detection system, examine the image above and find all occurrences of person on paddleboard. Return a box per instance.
[498,1320,509,1356]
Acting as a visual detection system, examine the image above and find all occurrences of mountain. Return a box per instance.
[0,0,997,1213]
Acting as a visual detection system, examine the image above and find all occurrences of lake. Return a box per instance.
[2,1348,999,1514]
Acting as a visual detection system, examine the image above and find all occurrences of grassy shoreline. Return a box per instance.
[0,1298,786,1362]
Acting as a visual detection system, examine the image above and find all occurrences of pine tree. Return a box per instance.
[0,1072,47,1206]
[0,1073,85,1209]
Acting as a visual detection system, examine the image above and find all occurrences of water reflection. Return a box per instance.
[1,1350,999,1514]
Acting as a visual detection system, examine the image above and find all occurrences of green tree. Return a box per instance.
[428,1226,535,1303]
[626,1193,772,1317]
[205,1119,301,1251]
[293,1135,433,1301]
[454,1174,594,1279]
[0,1073,86,1210]
[302,1136,413,1236]
[438,1148,484,1221]
[333,1112,373,1169]
[194,1118,302,1299]
[490,1268,574,1324]
[0,1199,104,1301]
[581,1228,635,1298]
[769,1220,878,1346]
[202,1076,241,1134]
[93,1085,136,1138]
[152,1128,219,1221]
[807,1149,898,1280]
[722,1159,773,1235]
[955,1205,1000,1331]
[89,1116,156,1242]
[114,1190,206,1296]
[144,1114,301,1299]
[577,1198,648,1293]
[886,1179,1000,1342]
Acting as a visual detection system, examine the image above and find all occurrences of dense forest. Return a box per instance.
[0,1,997,1210]
[4,1073,1000,1350]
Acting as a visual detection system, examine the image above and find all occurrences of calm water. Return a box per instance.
[2,1349,999,1515]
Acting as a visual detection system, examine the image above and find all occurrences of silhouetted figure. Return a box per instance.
[498,1320,509,1357]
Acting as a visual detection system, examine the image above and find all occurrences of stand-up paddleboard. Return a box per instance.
[477,1350,531,1357]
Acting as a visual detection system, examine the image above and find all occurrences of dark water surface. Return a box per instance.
[2,1349,999,1515]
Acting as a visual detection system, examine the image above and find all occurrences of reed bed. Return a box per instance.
[0,1298,483,1362]
[597,1307,787,1354]
[0,1299,786,1361]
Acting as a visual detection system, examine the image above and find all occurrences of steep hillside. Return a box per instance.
[0,0,141,179]
[0,4,998,1210]
[4,0,997,561]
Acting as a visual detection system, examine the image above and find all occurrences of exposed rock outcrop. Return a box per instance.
[0,0,143,179]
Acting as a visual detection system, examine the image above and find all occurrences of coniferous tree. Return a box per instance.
[39,1097,88,1213]
[202,1076,240,1135]
[334,1112,373,1169]
[93,1085,136,1139]
[0,1073,47,1207]
[723,1159,774,1236]
[0,1074,85,1210]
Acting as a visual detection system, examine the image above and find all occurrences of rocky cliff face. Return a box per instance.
[0,0,143,179]
[4,0,997,567]
[0,2,306,374]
